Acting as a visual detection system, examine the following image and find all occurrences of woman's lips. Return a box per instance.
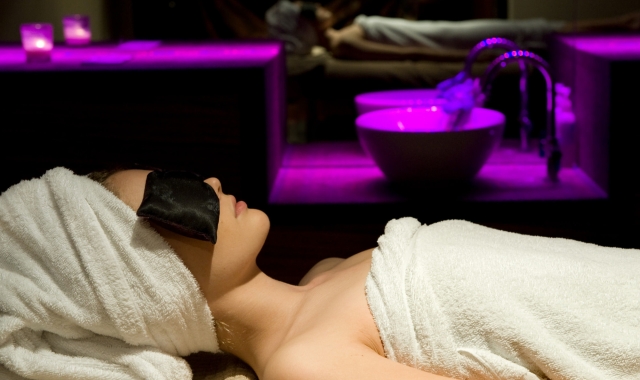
[235,200,247,216]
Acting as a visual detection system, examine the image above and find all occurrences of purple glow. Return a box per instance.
[356,106,505,133]
[354,89,443,115]
[20,23,53,63]
[63,15,91,46]
[559,35,640,58]
[138,45,280,62]
[117,40,161,51]
[269,141,607,204]
[270,166,400,204]
[0,42,282,69]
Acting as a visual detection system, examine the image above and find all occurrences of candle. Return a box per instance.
[63,15,91,46]
[20,23,54,63]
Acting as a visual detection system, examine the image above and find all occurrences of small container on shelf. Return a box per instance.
[63,15,91,46]
[20,23,54,63]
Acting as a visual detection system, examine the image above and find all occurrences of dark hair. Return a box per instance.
[87,168,123,185]
[86,168,125,198]
[87,164,162,187]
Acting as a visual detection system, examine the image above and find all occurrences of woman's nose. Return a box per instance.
[205,177,222,195]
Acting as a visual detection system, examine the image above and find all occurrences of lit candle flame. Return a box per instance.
[35,39,45,49]
[72,27,89,37]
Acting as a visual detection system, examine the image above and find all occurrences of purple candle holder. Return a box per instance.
[20,23,54,63]
[63,15,91,46]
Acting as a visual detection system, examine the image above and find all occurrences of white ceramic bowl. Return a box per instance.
[356,106,505,181]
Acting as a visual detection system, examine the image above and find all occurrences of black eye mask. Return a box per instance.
[136,170,220,243]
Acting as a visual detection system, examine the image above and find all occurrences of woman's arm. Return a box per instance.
[326,24,470,61]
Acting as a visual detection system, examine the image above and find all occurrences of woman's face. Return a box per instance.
[200,175,270,282]
[107,170,270,301]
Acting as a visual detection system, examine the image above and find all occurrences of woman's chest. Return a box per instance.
[293,256,385,356]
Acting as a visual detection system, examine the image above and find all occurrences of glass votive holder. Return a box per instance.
[63,15,91,46]
[20,23,54,63]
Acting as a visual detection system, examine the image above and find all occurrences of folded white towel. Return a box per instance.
[366,218,640,380]
[0,168,219,379]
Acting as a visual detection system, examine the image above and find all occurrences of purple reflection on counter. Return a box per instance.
[117,40,161,50]
[0,41,281,68]
[269,141,607,204]
[558,35,640,58]
[282,141,373,168]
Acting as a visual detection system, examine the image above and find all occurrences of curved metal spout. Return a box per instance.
[464,38,531,150]
[464,37,520,76]
[483,50,561,182]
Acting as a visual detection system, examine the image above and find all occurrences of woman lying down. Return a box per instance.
[1,167,639,380]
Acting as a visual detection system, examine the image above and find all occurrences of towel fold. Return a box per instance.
[366,218,640,380]
[0,168,219,379]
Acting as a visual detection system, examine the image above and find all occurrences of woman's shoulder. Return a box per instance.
[298,248,375,286]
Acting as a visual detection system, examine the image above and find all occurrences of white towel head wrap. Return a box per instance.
[0,167,219,379]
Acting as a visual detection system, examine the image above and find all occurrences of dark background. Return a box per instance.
[1,0,639,285]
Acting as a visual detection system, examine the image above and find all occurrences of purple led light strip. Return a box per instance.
[0,42,281,67]
[559,35,640,57]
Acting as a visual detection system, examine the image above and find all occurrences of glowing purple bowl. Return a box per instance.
[354,89,445,115]
[356,106,505,181]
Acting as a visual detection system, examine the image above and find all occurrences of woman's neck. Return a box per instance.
[210,270,307,376]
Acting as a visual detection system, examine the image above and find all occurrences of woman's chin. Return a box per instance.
[247,208,271,241]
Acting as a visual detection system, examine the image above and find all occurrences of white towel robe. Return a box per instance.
[366,218,640,380]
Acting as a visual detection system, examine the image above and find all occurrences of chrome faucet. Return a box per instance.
[482,50,562,182]
[438,38,531,149]
[464,38,531,151]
